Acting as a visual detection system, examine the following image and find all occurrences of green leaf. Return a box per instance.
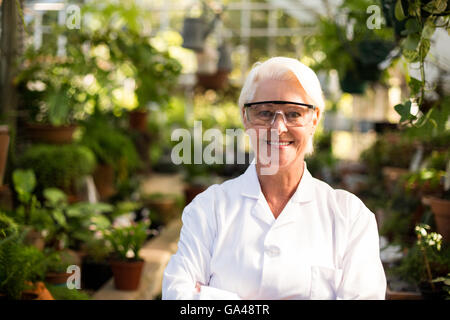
[403,33,420,51]
[394,101,414,122]
[12,169,36,203]
[423,0,447,14]
[404,19,421,35]
[422,19,436,40]
[419,38,431,59]
[52,209,67,227]
[395,0,406,21]
[408,77,423,96]
[402,49,420,62]
[43,188,67,206]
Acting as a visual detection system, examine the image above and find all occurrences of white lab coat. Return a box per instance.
[162,162,386,300]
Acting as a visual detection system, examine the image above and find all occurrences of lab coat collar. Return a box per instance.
[240,160,315,204]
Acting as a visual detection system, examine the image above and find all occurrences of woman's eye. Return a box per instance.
[286,112,302,118]
[258,111,274,117]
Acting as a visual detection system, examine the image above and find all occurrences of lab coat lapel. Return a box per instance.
[239,161,315,227]
[239,163,275,226]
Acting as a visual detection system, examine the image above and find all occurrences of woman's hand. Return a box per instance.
[195,281,204,293]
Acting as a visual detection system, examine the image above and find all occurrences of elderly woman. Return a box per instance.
[162,57,386,300]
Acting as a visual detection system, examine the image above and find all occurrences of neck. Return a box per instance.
[255,158,305,201]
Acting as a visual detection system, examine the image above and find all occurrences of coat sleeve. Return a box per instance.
[162,187,241,300]
[335,194,387,300]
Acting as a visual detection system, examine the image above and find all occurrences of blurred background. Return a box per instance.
[0,0,449,300]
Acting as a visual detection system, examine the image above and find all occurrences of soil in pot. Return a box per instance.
[110,259,145,291]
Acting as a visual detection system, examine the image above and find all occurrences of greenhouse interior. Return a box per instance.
[0,0,449,301]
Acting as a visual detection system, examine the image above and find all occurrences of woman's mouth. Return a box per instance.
[266,140,293,147]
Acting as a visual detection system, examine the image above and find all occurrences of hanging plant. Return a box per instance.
[383,0,449,132]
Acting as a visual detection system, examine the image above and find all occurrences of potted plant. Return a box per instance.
[393,224,450,299]
[304,1,395,94]
[79,116,141,200]
[15,48,87,144]
[103,218,150,291]
[101,29,181,132]
[17,144,96,201]
[418,151,450,242]
[0,213,51,300]
[43,248,80,286]
[80,236,113,291]
[142,192,182,226]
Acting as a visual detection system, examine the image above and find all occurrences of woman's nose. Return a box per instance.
[271,113,288,133]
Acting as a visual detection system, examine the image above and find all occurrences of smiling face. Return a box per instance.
[242,78,320,172]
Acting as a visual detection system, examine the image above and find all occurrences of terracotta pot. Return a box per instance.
[129,110,148,132]
[196,69,229,90]
[93,164,116,200]
[0,125,10,186]
[25,123,78,144]
[427,197,450,243]
[184,185,207,205]
[45,272,71,285]
[110,259,144,291]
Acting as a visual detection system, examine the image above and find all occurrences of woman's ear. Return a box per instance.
[312,108,321,127]
[242,107,249,130]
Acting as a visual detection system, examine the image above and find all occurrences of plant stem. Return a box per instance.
[421,245,436,292]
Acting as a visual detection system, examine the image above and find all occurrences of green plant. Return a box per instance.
[45,284,91,300]
[393,224,450,292]
[41,187,113,250]
[382,0,450,132]
[404,168,445,195]
[0,212,19,239]
[360,132,417,176]
[79,117,141,177]
[15,46,88,125]
[0,229,47,299]
[43,248,79,274]
[103,219,150,261]
[304,0,395,92]
[18,144,96,191]
[432,273,450,299]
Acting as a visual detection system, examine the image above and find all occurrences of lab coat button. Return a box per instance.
[265,245,280,257]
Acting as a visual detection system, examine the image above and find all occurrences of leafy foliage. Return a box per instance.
[18,144,96,191]
[103,219,150,261]
[79,117,141,175]
[0,229,47,299]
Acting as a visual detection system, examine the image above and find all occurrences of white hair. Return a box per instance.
[238,57,325,155]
